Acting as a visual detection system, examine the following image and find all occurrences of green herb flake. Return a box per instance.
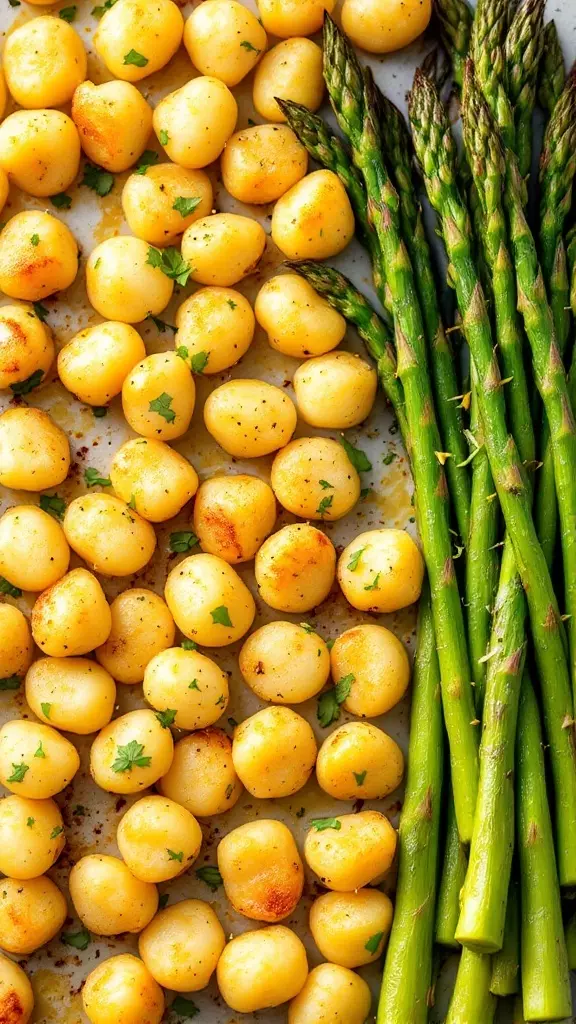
[84,467,111,488]
[123,48,148,67]
[227,299,237,309]
[10,369,44,396]
[7,763,28,783]
[0,676,22,691]
[311,817,341,832]
[326,638,335,651]
[149,392,176,423]
[135,149,159,175]
[215,694,225,707]
[299,622,315,634]
[317,674,354,727]
[170,995,200,1018]
[91,0,117,17]
[210,605,232,627]
[360,486,372,501]
[61,927,91,951]
[169,531,198,553]
[190,350,209,374]
[92,405,108,418]
[347,546,367,571]
[353,770,367,786]
[173,196,201,218]
[33,301,50,323]
[72,805,86,816]
[59,5,76,20]
[147,312,176,333]
[50,825,64,839]
[40,494,66,520]
[8,0,21,7]
[365,930,385,954]
[112,740,151,773]
[339,434,372,473]
[128,494,137,511]
[51,192,72,210]
[295,807,305,818]
[158,892,169,909]
[159,129,170,146]
[240,39,260,52]
[195,865,223,891]
[146,245,192,286]
[155,709,177,729]
[167,848,183,862]
[316,494,333,517]
[188,679,201,691]
[34,742,46,759]
[176,345,189,361]
[82,163,114,197]
[228,717,237,728]
[41,702,52,720]
[30,234,39,247]
[0,577,21,598]
[181,639,198,651]
[318,479,333,489]
[382,451,397,465]
[364,572,381,592]
[26,817,34,827]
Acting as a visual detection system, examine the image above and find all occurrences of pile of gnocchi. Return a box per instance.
[0,0,431,1019]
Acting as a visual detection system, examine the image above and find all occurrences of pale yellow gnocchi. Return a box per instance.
[255,273,346,358]
[342,0,432,53]
[122,165,213,246]
[110,438,198,523]
[222,125,308,205]
[164,552,255,646]
[0,407,70,492]
[0,210,78,301]
[0,110,80,198]
[217,819,304,922]
[175,287,255,375]
[0,876,67,955]
[257,0,335,36]
[139,899,226,992]
[0,954,34,1024]
[70,855,158,936]
[0,505,70,593]
[331,623,410,717]
[271,436,361,520]
[63,493,157,577]
[0,720,79,799]
[90,708,174,795]
[94,0,184,82]
[25,657,116,735]
[0,795,65,880]
[239,621,330,703]
[181,213,266,287]
[0,303,54,393]
[4,17,87,109]
[293,351,377,428]
[57,321,146,408]
[122,352,196,441]
[255,522,336,612]
[271,169,355,259]
[117,795,202,883]
[72,79,153,173]
[153,78,237,168]
[309,888,394,968]
[204,378,297,458]
[95,588,175,684]
[304,810,397,891]
[193,474,277,564]
[338,528,425,612]
[159,727,243,817]
[316,720,405,800]
[217,925,308,1013]
[86,236,174,324]
[82,954,164,1024]
[232,705,317,798]
[143,646,229,730]
[253,38,324,122]
[184,0,267,85]
[31,568,112,658]
[0,605,33,682]
[288,962,372,1024]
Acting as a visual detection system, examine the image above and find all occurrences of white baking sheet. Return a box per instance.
[0,1,575,1021]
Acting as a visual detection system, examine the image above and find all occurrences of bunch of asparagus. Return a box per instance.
[280,2,576,1019]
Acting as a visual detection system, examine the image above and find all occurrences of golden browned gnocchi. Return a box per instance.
[95,589,175,684]
[4,17,87,109]
[181,213,266,286]
[255,273,346,358]
[239,621,330,702]
[122,352,196,440]
[338,528,425,612]
[0,719,80,799]
[0,407,69,492]
[222,125,308,205]
[0,110,80,198]
[72,80,153,173]
[0,303,54,392]
[217,925,308,1013]
[0,876,67,955]
[82,954,164,1024]
[193,474,277,564]
[331,623,410,717]
[110,438,198,523]
[94,0,184,82]
[122,165,213,246]
[0,170,7,218]
[0,506,70,593]
[25,657,116,734]
[153,78,237,168]
[0,211,78,302]
[57,321,146,408]
[204,379,297,458]
[293,351,378,428]
[309,888,394,968]
[217,819,304,922]
[304,810,397,890]
[86,236,174,323]
[70,856,159,937]
[316,721,404,800]
[232,705,317,798]
[0,605,33,682]
[271,437,361,520]
[0,795,64,879]
[143,646,229,730]
[164,553,255,646]
[253,38,324,121]
[117,795,202,883]
[255,522,336,612]
[31,568,112,657]
[139,899,226,992]
[271,169,355,258]
[342,0,432,53]
[90,708,174,795]
[175,287,255,375]
[288,962,372,1023]
[63,493,156,577]
[184,0,267,85]
[159,727,243,817]
[257,0,335,35]
[0,65,6,122]
[0,954,34,1024]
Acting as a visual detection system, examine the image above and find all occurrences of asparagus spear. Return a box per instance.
[471,0,515,151]
[516,676,571,1021]
[432,0,474,90]
[490,877,520,995]
[565,910,576,970]
[435,791,467,948]
[445,948,497,1024]
[505,0,546,179]
[377,585,443,1024]
[409,67,576,887]
[537,20,565,118]
[324,15,479,844]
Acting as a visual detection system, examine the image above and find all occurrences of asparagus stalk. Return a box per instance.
[444,948,497,1024]
[565,910,576,970]
[409,67,576,887]
[324,16,479,844]
[432,0,474,90]
[377,585,443,1024]
[490,876,520,995]
[505,0,546,179]
[516,676,572,1021]
[434,791,467,948]
[537,20,566,119]
[471,0,515,151]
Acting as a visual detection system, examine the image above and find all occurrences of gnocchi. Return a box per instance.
[25,657,116,735]
[122,165,213,246]
[338,528,425,612]
[180,213,266,286]
[253,38,324,122]
[257,0,335,36]
[184,0,267,86]
[0,954,34,1024]
[204,378,297,458]
[69,855,158,935]
[255,522,336,612]
[153,78,237,168]
[175,287,255,375]
[122,352,196,441]
[90,708,174,795]
[0,303,54,393]
[288,962,372,1023]
[309,888,394,967]
[304,810,397,891]
[271,169,355,259]
[159,728,243,817]
[232,705,317,798]
[143,646,230,730]
[342,0,432,53]
[0,605,33,681]
[57,321,146,408]
[110,438,198,523]
[193,474,277,563]
[0,210,78,301]
[239,620,330,703]
[0,719,80,799]
[271,436,361,520]
[222,125,308,205]
[0,795,65,880]
[217,819,304,922]
[0,505,70,593]
[0,110,80,198]
[95,589,175,683]
[86,236,174,324]
[72,80,153,173]
[94,0,184,82]
[255,273,346,358]
[31,568,112,657]
[117,795,202,883]
[0,407,70,492]
[293,351,377,428]
[63,493,156,577]
[4,17,87,109]
[82,954,164,1024]
[331,623,410,717]
[316,720,405,800]
[217,925,308,1013]
[0,876,67,955]
[164,553,255,646]
[139,899,226,992]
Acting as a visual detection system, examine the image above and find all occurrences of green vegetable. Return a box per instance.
[84,468,111,488]
[310,817,341,832]
[149,392,175,423]
[82,163,114,197]
[169,531,198,553]
[123,49,148,67]
[210,606,232,627]
[146,246,191,286]
[112,740,151,773]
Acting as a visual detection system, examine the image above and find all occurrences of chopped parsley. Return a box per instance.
[190,351,209,374]
[181,639,198,651]
[169,531,198,553]
[311,817,341,832]
[316,494,333,517]
[41,702,52,719]
[382,451,397,465]
[210,605,232,627]
[50,192,72,210]
[84,467,111,488]
[40,494,66,520]
[365,930,385,954]
[227,299,237,310]
[111,740,151,773]
[195,865,222,891]
[34,742,46,759]
[173,196,201,218]
[61,926,91,951]
[339,434,372,472]
[33,301,50,323]
[149,392,175,422]
[91,0,117,16]
[189,680,201,691]
[26,817,34,827]
[318,479,333,489]
[353,770,367,786]
[82,163,114,197]
[170,996,200,1018]
[364,572,381,591]
[123,49,148,67]
[30,234,39,247]
[146,245,191,286]
[167,848,183,862]
[10,369,44,395]
[155,709,177,729]
[0,676,22,691]
[146,313,176,333]
[7,763,28,783]
[59,5,77,21]
[50,825,64,839]
[240,39,261,52]
[0,577,21,598]
[317,674,355,727]
[347,546,367,571]
[135,150,159,174]
[159,129,170,146]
